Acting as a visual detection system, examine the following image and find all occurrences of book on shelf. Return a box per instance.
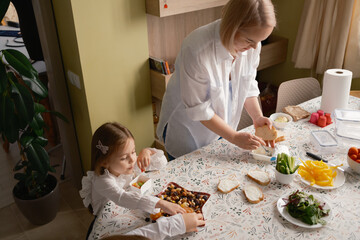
[164,61,171,75]
[149,57,171,75]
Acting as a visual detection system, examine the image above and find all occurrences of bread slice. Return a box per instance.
[283,106,310,122]
[247,169,271,186]
[255,125,278,141]
[217,178,240,194]
[243,184,264,204]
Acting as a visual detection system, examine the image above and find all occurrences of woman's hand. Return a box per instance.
[137,148,156,171]
[155,199,186,215]
[230,132,265,150]
[182,213,206,232]
[253,116,275,148]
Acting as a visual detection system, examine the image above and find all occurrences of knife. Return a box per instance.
[306,152,328,163]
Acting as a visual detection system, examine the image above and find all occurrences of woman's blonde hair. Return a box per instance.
[91,122,134,175]
[220,0,276,54]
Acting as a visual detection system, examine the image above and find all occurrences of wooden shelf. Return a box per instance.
[146,0,229,17]
[150,70,172,100]
[258,35,288,71]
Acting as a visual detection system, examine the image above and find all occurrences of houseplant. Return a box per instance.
[1,1,67,225]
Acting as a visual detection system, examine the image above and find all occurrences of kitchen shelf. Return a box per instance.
[150,70,172,100]
[258,35,288,71]
[146,0,229,17]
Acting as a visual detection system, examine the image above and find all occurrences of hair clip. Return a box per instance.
[96,140,109,155]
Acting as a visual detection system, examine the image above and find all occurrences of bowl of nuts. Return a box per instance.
[150,182,210,221]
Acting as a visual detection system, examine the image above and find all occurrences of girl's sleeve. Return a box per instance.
[94,176,159,213]
[124,214,186,240]
[79,171,94,208]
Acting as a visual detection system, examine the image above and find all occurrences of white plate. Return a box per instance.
[298,163,345,190]
[277,192,331,228]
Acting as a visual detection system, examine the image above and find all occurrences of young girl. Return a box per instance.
[80,122,205,239]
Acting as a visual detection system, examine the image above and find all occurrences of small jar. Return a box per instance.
[317,115,327,127]
[310,112,319,124]
[325,113,332,124]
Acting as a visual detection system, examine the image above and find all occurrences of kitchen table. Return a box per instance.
[89,96,360,240]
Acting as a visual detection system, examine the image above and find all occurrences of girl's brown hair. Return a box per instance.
[91,122,134,175]
[220,0,276,55]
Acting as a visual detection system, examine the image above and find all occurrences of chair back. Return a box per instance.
[237,96,262,130]
[276,77,321,113]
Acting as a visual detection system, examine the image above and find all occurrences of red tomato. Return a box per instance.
[350,154,358,161]
[358,153,360,160]
[356,159,360,164]
[348,147,359,156]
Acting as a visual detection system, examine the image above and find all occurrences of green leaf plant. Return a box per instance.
[0,47,67,199]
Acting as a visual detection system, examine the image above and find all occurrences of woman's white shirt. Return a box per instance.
[156,19,261,158]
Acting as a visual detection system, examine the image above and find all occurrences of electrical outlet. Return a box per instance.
[67,70,81,89]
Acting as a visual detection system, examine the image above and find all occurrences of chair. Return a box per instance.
[237,96,262,130]
[276,77,321,113]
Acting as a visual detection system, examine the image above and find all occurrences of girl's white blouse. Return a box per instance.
[79,148,167,216]
[156,19,261,158]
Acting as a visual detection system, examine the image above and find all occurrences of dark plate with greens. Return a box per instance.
[277,190,331,228]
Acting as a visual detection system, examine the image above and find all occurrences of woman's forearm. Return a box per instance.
[200,114,237,143]
[244,96,263,125]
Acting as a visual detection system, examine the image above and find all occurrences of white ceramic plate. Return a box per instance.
[298,163,345,190]
[277,192,331,228]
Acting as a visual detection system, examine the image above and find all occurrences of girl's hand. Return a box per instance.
[230,132,265,150]
[137,148,156,171]
[182,213,206,232]
[155,199,186,215]
[253,116,275,148]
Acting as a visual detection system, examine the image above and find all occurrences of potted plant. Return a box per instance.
[0,2,67,225]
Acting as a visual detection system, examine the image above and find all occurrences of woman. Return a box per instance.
[157,0,277,159]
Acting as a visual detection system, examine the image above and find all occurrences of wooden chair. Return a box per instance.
[276,77,321,113]
[237,96,262,130]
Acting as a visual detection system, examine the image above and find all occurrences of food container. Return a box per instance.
[251,145,289,162]
[269,113,293,129]
[310,130,338,154]
[333,109,360,146]
[129,174,152,194]
[347,155,360,174]
[251,146,275,162]
[275,170,295,184]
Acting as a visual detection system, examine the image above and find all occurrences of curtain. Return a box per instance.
[292,0,360,78]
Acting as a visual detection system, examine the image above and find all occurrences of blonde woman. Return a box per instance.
[156,0,277,160]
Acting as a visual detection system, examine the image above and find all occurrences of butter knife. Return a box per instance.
[306,152,328,163]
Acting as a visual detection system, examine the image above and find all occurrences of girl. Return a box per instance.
[80,122,204,239]
[156,0,276,160]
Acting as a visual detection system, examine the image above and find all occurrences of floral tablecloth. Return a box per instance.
[90,96,360,240]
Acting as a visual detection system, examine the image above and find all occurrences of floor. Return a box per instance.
[0,142,94,240]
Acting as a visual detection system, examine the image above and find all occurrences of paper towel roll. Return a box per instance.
[320,69,352,113]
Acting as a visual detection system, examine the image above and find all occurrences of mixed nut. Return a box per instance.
[150,182,210,221]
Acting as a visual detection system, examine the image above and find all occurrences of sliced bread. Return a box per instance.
[247,169,271,186]
[217,178,240,194]
[243,184,264,204]
[255,125,278,141]
[283,106,310,122]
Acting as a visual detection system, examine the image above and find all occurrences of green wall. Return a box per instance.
[258,0,359,90]
[52,0,154,172]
